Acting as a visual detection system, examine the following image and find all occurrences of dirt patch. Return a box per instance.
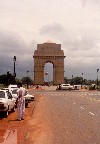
[0,94,42,144]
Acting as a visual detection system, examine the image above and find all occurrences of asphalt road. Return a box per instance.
[28,90,100,144]
[0,89,100,144]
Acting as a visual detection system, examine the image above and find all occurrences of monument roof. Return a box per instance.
[44,40,54,43]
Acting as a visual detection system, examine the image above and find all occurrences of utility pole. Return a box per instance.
[81,73,83,88]
[27,71,29,89]
[97,69,99,90]
[13,56,16,83]
[7,70,9,86]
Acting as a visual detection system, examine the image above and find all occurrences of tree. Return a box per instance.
[71,77,83,85]
[15,78,21,84]
[0,73,15,86]
[21,77,33,85]
[0,74,8,85]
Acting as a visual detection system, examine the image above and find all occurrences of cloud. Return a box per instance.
[40,23,65,34]
[39,23,100,60]
[0,30,36,78]
[39,23,67,41]
[81,0,87,7]
[80,0,100,8]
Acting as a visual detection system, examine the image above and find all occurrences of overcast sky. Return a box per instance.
[0,0,100,81]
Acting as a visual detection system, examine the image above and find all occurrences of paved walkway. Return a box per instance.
[28,85,89,91]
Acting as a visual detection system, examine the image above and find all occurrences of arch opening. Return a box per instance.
[44,62,53,85]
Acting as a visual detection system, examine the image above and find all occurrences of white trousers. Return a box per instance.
[17,98,25,119]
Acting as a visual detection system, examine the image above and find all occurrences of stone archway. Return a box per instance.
[33,41,66,85]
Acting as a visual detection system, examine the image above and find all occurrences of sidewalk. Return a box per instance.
[28,86,57,91]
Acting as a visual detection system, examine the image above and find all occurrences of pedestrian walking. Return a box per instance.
[17,82,27,121]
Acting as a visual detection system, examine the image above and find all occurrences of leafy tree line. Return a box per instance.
[64,76,99,85]
[0,73,99,86]
[0,73,33,86]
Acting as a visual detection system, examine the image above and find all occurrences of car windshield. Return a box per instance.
[11,87,17,89]
[0,91,5,98]
[12,89,18,94]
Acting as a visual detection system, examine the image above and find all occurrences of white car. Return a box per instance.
[0,90,16,117]
[57,84,74,90]
[24,93,34,102]
[8,84,18,89]
[24,92,34,107]
[7,84,18,94]
[11,89,34,107]
[11,88,19,99]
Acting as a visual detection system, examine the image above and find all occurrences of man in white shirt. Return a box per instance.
[17,83,27,121]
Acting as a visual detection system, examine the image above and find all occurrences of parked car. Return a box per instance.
[3,88,9,91]
[24,92,34,102]
[24,91,34,107]
[74,85,81,90]
[8,84,18,89]
[0,90,16,117]
[10,88,19,99]
[8,84,18,93]
[10,89,34,107]
[57,84,74,90]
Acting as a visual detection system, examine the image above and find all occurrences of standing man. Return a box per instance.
[17,82,27,120]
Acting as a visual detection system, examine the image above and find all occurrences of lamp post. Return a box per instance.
[81,73,83,88]
[27,71,29,89]
[72,75,73,85]
[13,56,16,83]
[97,69,99,90]
[7,70,9,86]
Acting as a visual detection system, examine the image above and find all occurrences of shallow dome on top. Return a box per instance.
[44,40,55,43]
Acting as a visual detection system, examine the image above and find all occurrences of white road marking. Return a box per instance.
[80,107,84,110]
[89,112,95,115]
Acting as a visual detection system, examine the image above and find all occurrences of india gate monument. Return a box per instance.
[33,41,66,85]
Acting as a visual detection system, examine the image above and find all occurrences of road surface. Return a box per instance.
[0,89,100,144]
[27,90,100,144]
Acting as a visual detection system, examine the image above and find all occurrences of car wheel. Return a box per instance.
[69,88,71,91]
[4,110,9,118]
[12,105,16,112]
[25,103,28,108]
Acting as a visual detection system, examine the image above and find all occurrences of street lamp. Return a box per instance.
[7,70,9,86]
[27,71,29,89]
[13,56,16,83]
[97,69,99,90]
[72,75,73,85]
[81,73,83,88]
